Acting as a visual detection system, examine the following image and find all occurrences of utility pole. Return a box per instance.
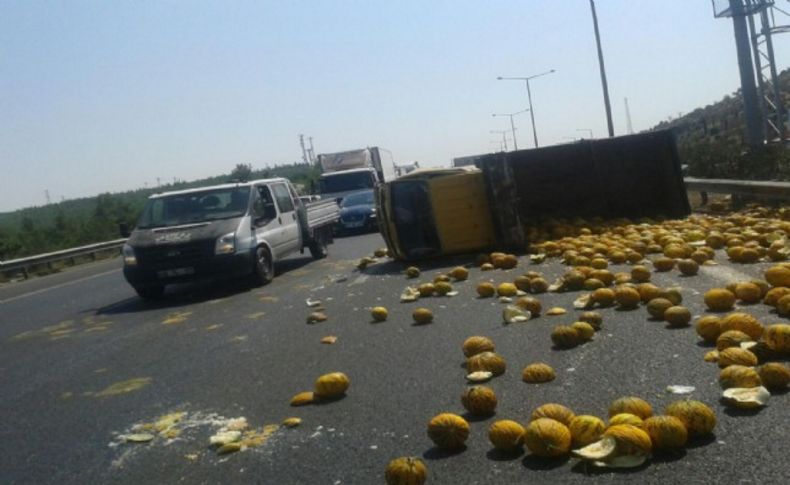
[308,136,316,164]
[44,189,51,205]
[589,0,615,137]
[299,134,309,165]
[490,130,509,151]
[624,97,634,134]
[729,0,764,146]
[493,109,529,151]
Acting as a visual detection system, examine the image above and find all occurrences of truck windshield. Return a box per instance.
[137,187,250,228]
[319,171,374,194]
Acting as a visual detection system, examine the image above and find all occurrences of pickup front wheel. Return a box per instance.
[252,246,274,286]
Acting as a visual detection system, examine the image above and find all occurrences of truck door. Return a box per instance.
[252,185,286,257]
[270,182,301,253]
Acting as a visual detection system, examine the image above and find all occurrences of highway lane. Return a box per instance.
[1,232,789,484]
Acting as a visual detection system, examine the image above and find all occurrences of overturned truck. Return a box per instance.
[377,131,690,261]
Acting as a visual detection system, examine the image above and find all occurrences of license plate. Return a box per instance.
[157,267,195,278]
[345,221,364,228]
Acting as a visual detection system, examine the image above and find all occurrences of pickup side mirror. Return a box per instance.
[119,222,131,238]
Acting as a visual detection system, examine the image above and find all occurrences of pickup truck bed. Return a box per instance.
[305,199,340,230]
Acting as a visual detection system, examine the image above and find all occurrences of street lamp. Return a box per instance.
[576,128,594,139]
[489,130,510,151]
[589,0,615,137]
[497,69,556,148]
[492,108,530,150]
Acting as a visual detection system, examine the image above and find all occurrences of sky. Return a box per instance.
[1,0,789,212]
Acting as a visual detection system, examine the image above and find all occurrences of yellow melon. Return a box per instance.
[704,288,736,312]
[477,282,496,298]
[427,413,469,450]
[461,386,498,416]
[717,347,758,368]
[758,363,790,390]
[412,308,434,325]
[608,396,653,419]
[466,351,506,376]
[696,316,722,343]
[385,457,427,485]
[530,403,575,426]
[765,265,790,287]
[462,336,495,358]
[720,312,764,340]
[719,365,762,389]
[314,372,350,399]
[642,416,687,451]
[488,420,526,452]
[665,400,716,437]
[524,418,572,457]
[371,306,389,322]
[521,363,556,384]
[765,324,790,353]
[608,413,643,428]
[569,415,606,447]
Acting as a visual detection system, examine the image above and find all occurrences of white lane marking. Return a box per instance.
[350,275,369,286]
[0,268,122,304]
[699,264,754,285]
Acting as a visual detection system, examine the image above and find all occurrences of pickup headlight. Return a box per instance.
[122,244,137,266]
[215,232,236,254]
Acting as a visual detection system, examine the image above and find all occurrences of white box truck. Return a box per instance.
[317,147,396,203]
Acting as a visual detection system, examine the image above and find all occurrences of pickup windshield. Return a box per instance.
[137,187,250,228]
[319,171,375,194]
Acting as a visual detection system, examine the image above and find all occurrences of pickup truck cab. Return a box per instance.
[121,178,339,298]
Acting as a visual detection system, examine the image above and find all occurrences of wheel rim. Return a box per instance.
[258,249,271,279]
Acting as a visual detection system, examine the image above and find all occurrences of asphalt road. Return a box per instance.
[0,232,788,484]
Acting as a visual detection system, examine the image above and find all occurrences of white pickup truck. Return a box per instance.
[121,178,339,298]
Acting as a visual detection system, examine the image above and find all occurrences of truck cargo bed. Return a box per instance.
[305,199,340,229]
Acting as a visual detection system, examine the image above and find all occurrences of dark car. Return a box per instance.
[336,190,377,234]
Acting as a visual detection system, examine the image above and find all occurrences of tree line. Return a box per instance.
[0,163,320,260]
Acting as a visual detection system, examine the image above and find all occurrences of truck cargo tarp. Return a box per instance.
[477,130,690,248]
[319,149,372,172]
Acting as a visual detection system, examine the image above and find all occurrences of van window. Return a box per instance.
[253,185,275,216]
[271,184,294,213]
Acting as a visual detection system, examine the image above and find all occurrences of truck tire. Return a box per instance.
[134,285,165,299]
[252,246,274,286]
[309,232,328,260]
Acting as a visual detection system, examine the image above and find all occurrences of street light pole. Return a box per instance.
[490,130,509,151]
[497,70,556,148]
[493,108,530,151]
[589,0,615,137]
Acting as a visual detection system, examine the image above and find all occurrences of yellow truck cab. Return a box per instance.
[376,167,496,260]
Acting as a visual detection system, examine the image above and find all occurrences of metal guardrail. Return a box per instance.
[684,177,790,201]
[0,177,785,281]
[0,238,127,280]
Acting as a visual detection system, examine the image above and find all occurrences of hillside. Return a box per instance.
[0,163,319,260]
[652,67,790,180]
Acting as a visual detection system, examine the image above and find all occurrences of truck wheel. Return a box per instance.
[309,234,328,260]
[252,246,274,285]
[134,285,165,299]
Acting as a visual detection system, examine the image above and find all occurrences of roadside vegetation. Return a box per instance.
[0,163,319,260]
[654,67,790,181]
